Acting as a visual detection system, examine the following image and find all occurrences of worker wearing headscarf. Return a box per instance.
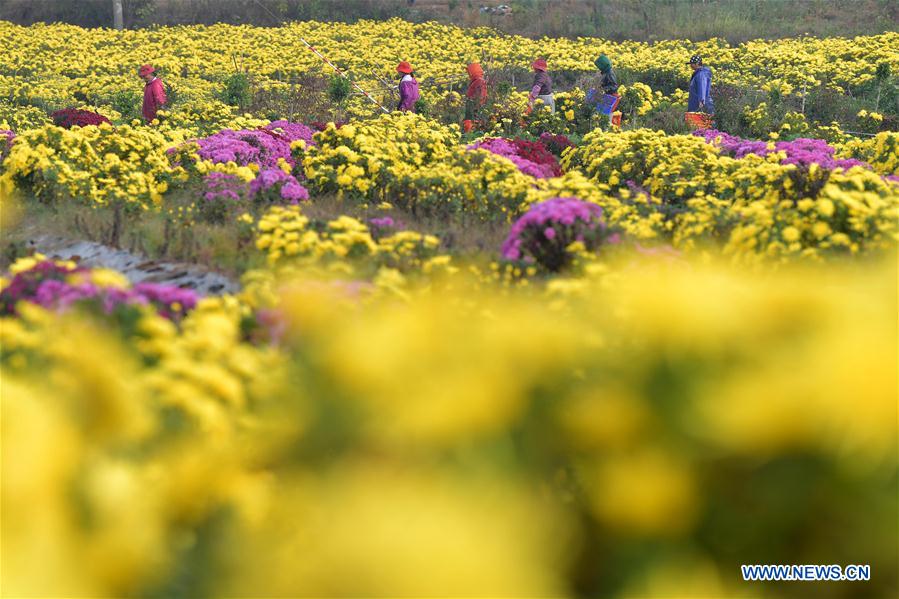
[465,62,487,123]
[594,54,619,94]
[585,54,621,125]
[396,61,420,113]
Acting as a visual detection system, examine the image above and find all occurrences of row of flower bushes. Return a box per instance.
[562,128,899,261]
[2,114,896,264]
[3,20,896,126]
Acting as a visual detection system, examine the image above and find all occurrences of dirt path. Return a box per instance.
[28,235,239,295]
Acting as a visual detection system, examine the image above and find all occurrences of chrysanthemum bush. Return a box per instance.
[501,197,618,272]
[694,128,870,170]
[563,128,723,202]
[836,131,899,179]
[468,137,561,178]
[302,112,459,198]
[50,107,112,129]
[2,251,896,598]
[387,149,536,220]
[0,103,51,131]
[190,121,315,171]
[538,132,575,157]
[1,122,180,208]
[199,172,247,224]
[254,205,446,278]
[154,97,270,137]
[302,113,547,220]
[249,167,309,205]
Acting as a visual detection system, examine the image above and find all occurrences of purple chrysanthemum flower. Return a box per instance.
[501,197,616,271]
[250,168,309,205]
[695,129,873,171]
[468,137,558,179]
[369,216,395,229]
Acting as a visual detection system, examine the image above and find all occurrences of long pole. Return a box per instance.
[297,37,391,114]
[250,0,389,114]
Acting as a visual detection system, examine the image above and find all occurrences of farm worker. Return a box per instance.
[139,64,166,123]
[587,54,621,125]
[687,54,714,114]
[528,58,554,113]
[464,62,487,131]
[396,61,420,113]
[594,54,619,94]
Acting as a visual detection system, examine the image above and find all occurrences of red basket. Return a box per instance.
[611,111,622,128]
[685,112,713,130]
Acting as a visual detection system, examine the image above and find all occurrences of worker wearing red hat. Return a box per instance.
[139,64,167,123]
[527,58,554,113]
[396,61,420,113]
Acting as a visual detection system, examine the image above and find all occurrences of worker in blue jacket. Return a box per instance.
[687,54,714,113]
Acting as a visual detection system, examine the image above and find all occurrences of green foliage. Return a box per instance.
[108,89,142,122]
[327,74,352,105]
[220,72,252,109]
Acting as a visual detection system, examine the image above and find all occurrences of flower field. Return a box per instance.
[1,17,898,599]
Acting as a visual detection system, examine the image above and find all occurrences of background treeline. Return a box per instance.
[1,0,898,42]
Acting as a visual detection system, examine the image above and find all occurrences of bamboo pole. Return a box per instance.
[297,36,390,114]
[251,0,389,113]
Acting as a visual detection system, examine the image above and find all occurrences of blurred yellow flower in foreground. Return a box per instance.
[1,250,896,597]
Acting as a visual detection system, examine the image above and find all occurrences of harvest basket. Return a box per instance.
[596,93,621,115]
[586,88,621,115]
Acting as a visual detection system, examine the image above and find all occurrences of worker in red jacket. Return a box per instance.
[139,64,166,123]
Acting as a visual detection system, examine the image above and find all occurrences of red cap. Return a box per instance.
[396,61,414,74]
[531,58,548,71]
[139,64,155,76]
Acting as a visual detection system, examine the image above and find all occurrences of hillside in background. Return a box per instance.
[1,0,897,42]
